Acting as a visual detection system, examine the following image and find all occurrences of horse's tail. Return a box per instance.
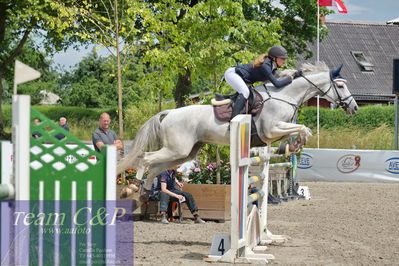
[117,110,170,174]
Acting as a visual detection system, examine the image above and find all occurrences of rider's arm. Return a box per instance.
[266,70,293,88]
[261,62,293,88]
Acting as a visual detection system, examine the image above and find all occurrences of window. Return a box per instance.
[351,51,375,72]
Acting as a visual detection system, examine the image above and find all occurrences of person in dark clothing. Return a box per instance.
[153,168,205,224]
[224,45,302,118]
[55,117,70,140]
[32,118,42,138]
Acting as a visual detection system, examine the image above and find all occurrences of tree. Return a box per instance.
[242,0,331,59]
[60,0,153,138]
[138,0,321,108]
[0,0,87,138]
[56,50,152,108]
[0,38,59,105]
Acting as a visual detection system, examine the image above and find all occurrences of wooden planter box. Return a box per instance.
[182,184,231,222]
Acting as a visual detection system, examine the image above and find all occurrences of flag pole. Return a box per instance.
[317,1,320,149]
[317,2,320,62]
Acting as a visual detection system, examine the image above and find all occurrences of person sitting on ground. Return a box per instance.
[55,117,70,140]
[224,44,302,118]
[154,167,205,224]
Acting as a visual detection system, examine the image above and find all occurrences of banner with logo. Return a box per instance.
[297,148,399,183]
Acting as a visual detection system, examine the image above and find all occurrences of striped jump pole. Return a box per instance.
[207,115,288,264]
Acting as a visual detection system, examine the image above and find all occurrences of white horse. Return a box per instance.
[118,62,358,195]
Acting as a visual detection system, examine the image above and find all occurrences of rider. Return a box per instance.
[224,45,302,118]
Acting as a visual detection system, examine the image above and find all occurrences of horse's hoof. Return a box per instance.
[120,189,130,199]
[119,184,139,199]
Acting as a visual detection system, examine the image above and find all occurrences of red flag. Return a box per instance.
[318,0,332,6]
[318,0,348,14]
[334,0,348,13]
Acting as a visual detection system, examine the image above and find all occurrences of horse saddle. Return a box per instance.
[212,89,264,122]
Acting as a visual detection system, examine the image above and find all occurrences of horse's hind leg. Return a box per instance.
[143,146,191,166]
[143,143,203,190]
[138,140,197,187]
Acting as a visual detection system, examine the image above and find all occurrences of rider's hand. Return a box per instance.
[176,195,184,200]
[292,70,302,79]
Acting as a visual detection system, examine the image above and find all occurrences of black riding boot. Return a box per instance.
[231,94,247,119]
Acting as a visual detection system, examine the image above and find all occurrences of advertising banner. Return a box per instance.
[297,148,399,183]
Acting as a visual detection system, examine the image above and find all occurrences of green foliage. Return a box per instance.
[300,105,395,129]
[1,39,60,105]
[1,104,115,128]
[56,51,157,108]
[139,0,320,106]
[0,0,96,136]
[33,105,116,121]
[123,100,176,139]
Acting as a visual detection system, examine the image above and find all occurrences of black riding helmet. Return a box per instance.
[268,45,288,59]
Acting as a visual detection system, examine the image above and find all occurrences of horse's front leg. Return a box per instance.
[268,121,312,144]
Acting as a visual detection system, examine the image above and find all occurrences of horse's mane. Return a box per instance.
[279,61,329,78]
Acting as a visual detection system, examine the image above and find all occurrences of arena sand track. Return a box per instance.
[132,182,399,265]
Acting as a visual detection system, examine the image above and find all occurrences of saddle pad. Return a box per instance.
[213,102,232,122]
[250,89,264,116]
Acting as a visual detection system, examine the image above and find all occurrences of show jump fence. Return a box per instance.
[207,115,290,264]
[0,95,117,266]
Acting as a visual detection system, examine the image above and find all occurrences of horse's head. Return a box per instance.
[328,64,358,115]
[299,63,358,115]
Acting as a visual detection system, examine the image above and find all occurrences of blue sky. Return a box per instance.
[328,0,399,22]
[52,0,399,68]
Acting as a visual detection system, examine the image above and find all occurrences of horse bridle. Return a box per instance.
[300,73,355,110]
[260,72,355,122]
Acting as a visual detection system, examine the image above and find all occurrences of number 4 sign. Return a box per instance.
[209,234,231,256]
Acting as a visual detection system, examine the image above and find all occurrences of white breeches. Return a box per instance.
[224,67,250,99]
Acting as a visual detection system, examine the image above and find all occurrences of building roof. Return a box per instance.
[302,20,399,100]
[387,18,399,25]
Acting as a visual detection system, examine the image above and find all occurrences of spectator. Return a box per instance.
[55,117,70,140]
[92,113,124,156]
[32,118,41,138]
[152,167,205,224]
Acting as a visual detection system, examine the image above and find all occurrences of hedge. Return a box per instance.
[300,105,395,129]
[2,105,116,127]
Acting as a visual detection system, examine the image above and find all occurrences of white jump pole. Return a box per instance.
[12,95,31,266]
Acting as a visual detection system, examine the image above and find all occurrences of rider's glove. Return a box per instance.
[293,70,302,79]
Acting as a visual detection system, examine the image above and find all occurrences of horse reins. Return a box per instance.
[261,84,302,122]
[300,73,355,110]
[260,72,355,121]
